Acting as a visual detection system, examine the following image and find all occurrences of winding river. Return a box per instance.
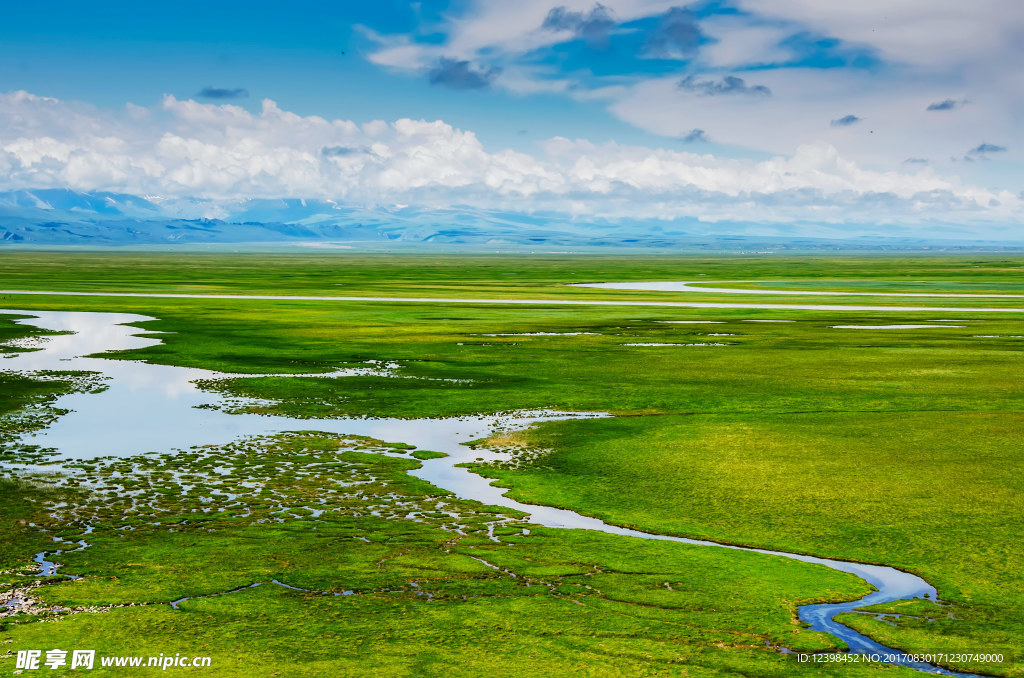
[0,308,977,676]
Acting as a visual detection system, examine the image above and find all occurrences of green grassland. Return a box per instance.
[1,252,1022,675]
[1,250,1024,304]
[2,431,879,676]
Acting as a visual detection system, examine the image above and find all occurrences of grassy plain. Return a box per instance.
[1,251,1022,676]
[3,431,872,676]
[1,249,1023,305]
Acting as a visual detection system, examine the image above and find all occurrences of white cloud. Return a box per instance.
[359,1,1023,176]
[363,0,682,89]
[699,16,796,68]
[733,0,1024,72]
[0,91,1019,233]
[610,68,1015,170]
[441,1,679,58]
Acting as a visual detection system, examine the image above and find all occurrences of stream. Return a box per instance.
[0,308,976,676]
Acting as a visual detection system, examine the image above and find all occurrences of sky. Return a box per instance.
[0,0,1022,239]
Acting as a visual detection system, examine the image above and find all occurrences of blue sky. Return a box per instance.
[0,0,664,148]
[0,1,1021,238]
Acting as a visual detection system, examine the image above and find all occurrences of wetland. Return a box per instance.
[1,252,1022,676]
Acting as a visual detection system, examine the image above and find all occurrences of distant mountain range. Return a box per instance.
[1,189,1020,251]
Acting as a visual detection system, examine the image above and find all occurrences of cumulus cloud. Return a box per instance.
[428,58,501,89]
[644,7,703,58]
[542,3,617,46]
[196,87,249,100]
[926,98,964,111]
[968,143,1007,154]
[0,91,1019,228]
[830,114,861,127]
[678,75,771,96]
